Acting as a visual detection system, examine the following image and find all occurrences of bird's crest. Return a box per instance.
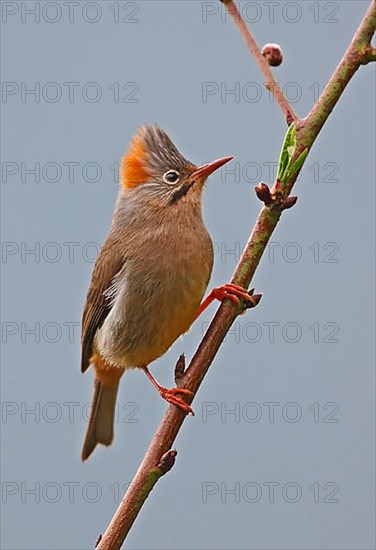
[121,125,191,189]
[121,128,151,189]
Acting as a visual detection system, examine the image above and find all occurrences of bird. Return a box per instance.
[81,125,256,460]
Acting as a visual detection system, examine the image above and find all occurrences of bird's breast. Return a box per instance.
[96,223,213,368]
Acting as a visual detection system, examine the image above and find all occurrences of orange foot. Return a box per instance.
[210,283,256,305]
[195,283,259,319]
[141,366,195,415]
[158,386,195,416]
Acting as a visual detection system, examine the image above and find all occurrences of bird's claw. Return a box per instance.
[212,283,261,310]
[159,387,195,416]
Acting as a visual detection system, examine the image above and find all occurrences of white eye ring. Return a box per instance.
[163,170,180,184]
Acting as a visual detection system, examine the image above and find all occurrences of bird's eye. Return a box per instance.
[163,170,180,184]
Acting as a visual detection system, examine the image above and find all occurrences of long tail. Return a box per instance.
[81,378,120,461]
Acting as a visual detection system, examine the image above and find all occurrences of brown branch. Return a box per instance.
[221,0,297,124]
[366,46,376,62]
[295,0,376,165]
[96,2,376,549]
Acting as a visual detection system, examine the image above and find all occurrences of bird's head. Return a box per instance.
[120,125,233,206]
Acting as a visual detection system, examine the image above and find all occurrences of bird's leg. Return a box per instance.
[141,366,194,415]
[194,283,258,320]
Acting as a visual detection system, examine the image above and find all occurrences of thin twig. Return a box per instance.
[96,2,376,548]
[295,0,376,168]
[221,0,297,123]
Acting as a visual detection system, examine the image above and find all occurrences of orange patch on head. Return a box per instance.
[121,132,150,189]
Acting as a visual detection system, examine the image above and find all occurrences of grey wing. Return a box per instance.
[81,237,124,373]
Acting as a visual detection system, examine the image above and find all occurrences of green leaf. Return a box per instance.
[277,123,296,183]
[285,148,308,181]
[277,122,308,184]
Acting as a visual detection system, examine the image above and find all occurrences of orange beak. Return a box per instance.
[191,156,234,180]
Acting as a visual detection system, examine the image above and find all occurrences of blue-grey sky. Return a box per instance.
[1,1,375,549]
